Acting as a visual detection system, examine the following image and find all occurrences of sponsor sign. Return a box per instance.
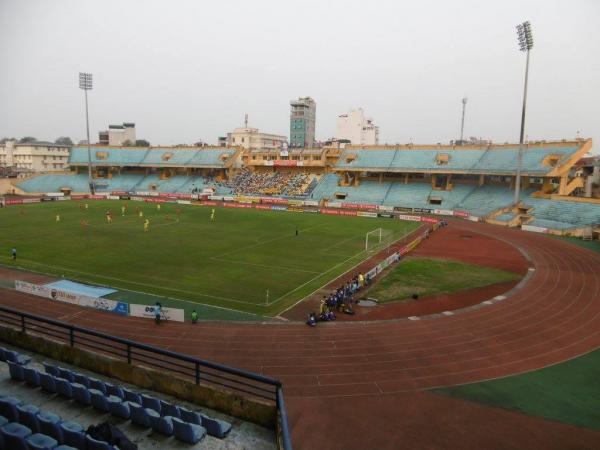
[379,213,393,218]
[89,195,106,200]
[71,194,88,200]
[421,217,439,224]
[15,280,128,315]
[22,198,41,204]
[107,195,120,200]
[327,202,342,208]
[176,200,191,205]
[271,205,288,211]
[399,237,423,256]
[287,207,303,213]
[433,209,454,216]
[130,196,144,202]
[395,206,413,213]
[111,191,128,196]
[357,211,378,218]
[261,197,288,204]
[303,200,319,207]
[222,196,235,202]
[453,210,469,218]
[366,252,401,280]
[287,199,304,207]
[45,192,64,197]
[254,204,271,210]
[223,202,251,208]
[342,202,377,210]
[378,205,394,212]
[208,195,224,201]
[398,214,422,222]
[200,201,218,206]
[522,224,548,234]
[339,210,358,216]
[468,215,479,222]
[320,208,339,215]
[144,198,167,203]
[119,195,131,200]
[136,191,159,197]
[57,196,71,201]
[130,304,184,322]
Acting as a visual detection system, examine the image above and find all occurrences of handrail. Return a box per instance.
[0,305,292,450]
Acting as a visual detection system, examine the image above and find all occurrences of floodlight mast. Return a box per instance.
[514,21,533,205]
[79,72,94,195]
[459,97,467,145]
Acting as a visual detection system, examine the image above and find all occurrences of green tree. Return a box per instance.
[121,139,133,146]
[135,139,150,147]
[18,136,37,143]
[54,136,73,145]
[0,137,16,144]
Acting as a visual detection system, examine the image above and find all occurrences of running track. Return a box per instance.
[2,219,600,448]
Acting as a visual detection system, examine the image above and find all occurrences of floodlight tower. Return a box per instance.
[514,21,534,205]
[79,72,94,194]
[459,97,467,145]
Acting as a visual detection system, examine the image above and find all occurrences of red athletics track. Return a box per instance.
[2,219,600,448]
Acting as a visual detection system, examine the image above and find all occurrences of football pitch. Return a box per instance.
[0,200,420,317]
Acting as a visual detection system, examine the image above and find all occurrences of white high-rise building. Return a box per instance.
[336,108,379,145]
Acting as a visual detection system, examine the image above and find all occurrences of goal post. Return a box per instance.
[365,227,383,252]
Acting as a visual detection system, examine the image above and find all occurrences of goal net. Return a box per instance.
[365,228,394,252]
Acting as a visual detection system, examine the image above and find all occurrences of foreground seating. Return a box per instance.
[8,361,25,381]
[16,403,40,433]
[0,421,31,450]
[202,413,233,438]
[37,410,63,443]
[26,432,58,450]
[172,417,206,444]
[0,396,22,422]
[39,373,57,393]
[2,348,31,366]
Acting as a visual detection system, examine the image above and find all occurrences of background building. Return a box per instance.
[98,122,136,146]
[0,140,70,175]
[226,127,287,151]
[290,97,316,148]
[336,108,379,145]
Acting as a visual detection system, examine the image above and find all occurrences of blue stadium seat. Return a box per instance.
[4,349,31,366]
[108,398,131,420]
[123,388,141,405]
[26,432,58,450]
[59,421,85,449]
[23,367,40,387]
[89,389,110,413]
[160,401,181,419]
[8,360,25,381]
[37,410,63,443]
[141,394,161,414]
[172,417,206,444]
[42,363,59,377]
[57,367,75,383]
[71,383,92,406]
[73,373,90,388]
[0,422,31,450]
[16,403,40,433]
[0,396,22,421]
[89,378,107,395]
[55,378,73,398]
[129,403,153,428]
[39,373,57,393]
[179,407,202,425]
[201,414,232,438]
[0,347,5,362]
[106,383,124,400]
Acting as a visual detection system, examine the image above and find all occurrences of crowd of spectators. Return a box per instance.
[226,169,312,196]
[307,272,370,326]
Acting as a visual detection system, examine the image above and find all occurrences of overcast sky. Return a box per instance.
[0,0,598,150]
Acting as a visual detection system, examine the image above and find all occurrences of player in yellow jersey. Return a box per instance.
[157,203,161,211]
[55,214,60,223]
[139,210,143,218]
[144,218,150,232]
[121,205,126,216]
[210,208,216,222]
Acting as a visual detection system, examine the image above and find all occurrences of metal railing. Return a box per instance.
[0,305,292,450]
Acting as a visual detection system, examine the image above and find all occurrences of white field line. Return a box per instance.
[211,223,326,259]
[1,257,256,306]
[210,257,321,275]
[274,228,414,313]
[0,259,267,319]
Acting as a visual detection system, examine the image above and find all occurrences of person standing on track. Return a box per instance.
[154,302,162,324]
[11,248,16,260]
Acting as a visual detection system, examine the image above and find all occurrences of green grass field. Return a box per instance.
[366,257,520,303]
[0,200,419,317]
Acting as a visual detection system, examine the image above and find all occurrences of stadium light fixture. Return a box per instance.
[79,72,95,195]
[514,21,533,205]
[459,97,467,145]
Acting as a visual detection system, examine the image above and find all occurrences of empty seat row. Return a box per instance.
[0,347,31,366]
[0,395,113,450]
[42,363,230,442]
